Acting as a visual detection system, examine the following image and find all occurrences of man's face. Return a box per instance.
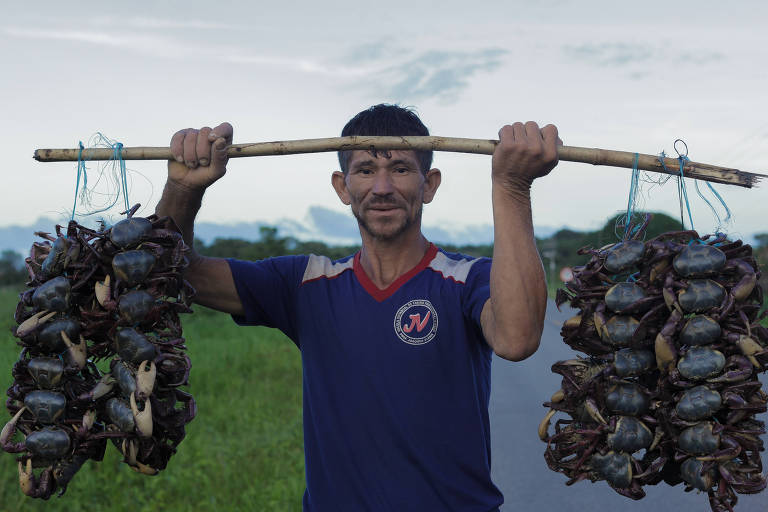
[332,150,440,242]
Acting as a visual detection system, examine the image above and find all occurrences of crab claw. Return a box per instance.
[79,373,115,402]
[736,335,765,369]
[130,393,153,438]
[130,461,159,476]
[15,310,56,337]
[584,397,607,425]
[61,332,87,370]
[538,408,557,441]
[121,439,138,466]
[1,407,28,452]
[95,275,111,307]
[550,389,565,403]
[82,410,96,431]
[135,360,156,400]
[18,459,34,496]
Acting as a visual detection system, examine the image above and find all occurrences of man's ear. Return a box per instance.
[422,168,441,204]
[332,171,351,205]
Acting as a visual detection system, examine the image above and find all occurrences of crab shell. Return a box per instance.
[678,280,725,313]
[677,347,726,381]
[676,386,722,421]
[681,457,716,491]
[591,451,633,488]
[27,357,65,389]
[24,391,66,425]
[112,250,156,287]
[605,383,649,416]
[604,240,645,274]
[679,315,721,346]
[605,283,645,313]
[600,316,640,348]
[109,217,152,248]
[37,318,80,353]
[606,416,653,453]
[25,427,71,460]
[673,244,726,277]
[679,422,719,455]
[613,348,655,378]
[31,277,71,312]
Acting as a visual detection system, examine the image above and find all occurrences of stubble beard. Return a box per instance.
[353,203,423,242]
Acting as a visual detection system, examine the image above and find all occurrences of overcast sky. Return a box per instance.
[2,0,767,242]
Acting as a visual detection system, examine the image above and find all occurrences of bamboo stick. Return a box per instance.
[33,136,764,188]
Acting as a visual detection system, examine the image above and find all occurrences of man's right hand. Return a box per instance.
[168,122,233,190]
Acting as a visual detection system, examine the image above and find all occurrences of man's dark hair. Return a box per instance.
[338,104,433,175]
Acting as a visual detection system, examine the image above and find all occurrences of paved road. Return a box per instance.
[489,299,768,512]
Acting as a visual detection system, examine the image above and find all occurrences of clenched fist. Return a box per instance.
[168,122,233,191]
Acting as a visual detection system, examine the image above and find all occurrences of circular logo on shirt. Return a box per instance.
[394,299,438,345]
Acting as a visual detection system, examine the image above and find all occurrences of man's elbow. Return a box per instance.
[492,335,541,362]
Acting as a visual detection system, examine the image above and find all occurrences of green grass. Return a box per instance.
[0,287,305,512]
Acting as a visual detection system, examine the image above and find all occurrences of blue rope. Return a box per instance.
[677,155,695,231]
[623,153,640,240]
[114,142,130,212]
[71,141,86,221]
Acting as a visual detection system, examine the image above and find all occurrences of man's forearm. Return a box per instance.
[488,184,548,360]
[155,180,205,254]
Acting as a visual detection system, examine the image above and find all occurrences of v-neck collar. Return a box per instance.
[353,243,438,302]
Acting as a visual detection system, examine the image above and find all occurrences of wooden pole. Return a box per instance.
[33,136,764,188]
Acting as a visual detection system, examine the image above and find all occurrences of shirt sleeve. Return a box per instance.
[227,255,309,344]
[461,257,492,332]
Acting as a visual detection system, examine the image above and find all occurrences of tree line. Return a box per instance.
[1,214,766,291]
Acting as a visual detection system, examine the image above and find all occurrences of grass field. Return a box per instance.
[0,287,305,512]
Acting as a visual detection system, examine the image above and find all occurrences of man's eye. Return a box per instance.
[358,169,372,175]
[396,168,409,174]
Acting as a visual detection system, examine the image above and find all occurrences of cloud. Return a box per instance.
[564,42,654,67]
[3,27,193,59]
[359,47,508,104]
[563,42,725,69]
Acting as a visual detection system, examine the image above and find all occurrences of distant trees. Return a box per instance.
[0,250,26,286]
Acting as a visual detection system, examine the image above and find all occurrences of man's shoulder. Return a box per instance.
[301,252,356,284]
[427,247,490,285]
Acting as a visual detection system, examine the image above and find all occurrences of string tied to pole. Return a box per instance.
[69,133,134,221]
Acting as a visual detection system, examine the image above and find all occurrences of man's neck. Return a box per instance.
[358,229,430,290]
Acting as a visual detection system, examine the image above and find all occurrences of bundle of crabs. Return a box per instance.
[1,205,196,499]
[541,225,768,512]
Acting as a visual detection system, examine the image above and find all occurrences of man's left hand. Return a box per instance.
[491,122,561,197]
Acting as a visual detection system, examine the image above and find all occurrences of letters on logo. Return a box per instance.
[394,300,438,345]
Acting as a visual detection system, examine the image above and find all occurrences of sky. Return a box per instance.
[2,0,768,245]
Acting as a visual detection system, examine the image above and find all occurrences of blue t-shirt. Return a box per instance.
[228,244,503,511]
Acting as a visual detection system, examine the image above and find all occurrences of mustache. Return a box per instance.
[365,197,403,208]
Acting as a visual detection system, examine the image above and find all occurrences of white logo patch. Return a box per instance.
[394,299,438,345]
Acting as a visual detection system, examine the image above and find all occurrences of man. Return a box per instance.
[155,104,560,511]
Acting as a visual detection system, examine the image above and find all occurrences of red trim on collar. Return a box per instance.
[353,243,438,302]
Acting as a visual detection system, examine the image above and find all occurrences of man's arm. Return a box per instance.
[480,122,560,361]
[155,122,245,316]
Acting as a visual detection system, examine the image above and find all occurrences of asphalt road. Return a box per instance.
[489,299,768,512]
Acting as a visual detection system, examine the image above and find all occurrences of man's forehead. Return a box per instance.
[347,149,420,168]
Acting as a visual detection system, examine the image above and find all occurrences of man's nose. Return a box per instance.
[371,170,395,195]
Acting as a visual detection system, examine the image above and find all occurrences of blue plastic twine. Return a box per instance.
[114,142,130,213]
[657,150,694,231]
[623,153,641,240]
[71,141,86,221]
[71,134,131,218]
